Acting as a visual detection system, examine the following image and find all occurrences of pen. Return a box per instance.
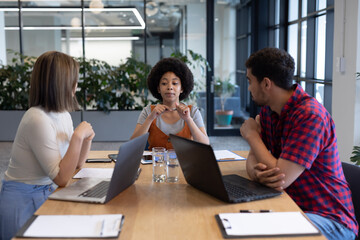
[240,209,272,213]
[99,219,105,236]
[136,168,142,180]
[220,158,236,160]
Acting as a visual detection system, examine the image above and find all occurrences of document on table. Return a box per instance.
[143,150,152,156]
[73,168,114,179]
[16,214,124,238]
[214,150,246,161]
[216,212,320,238]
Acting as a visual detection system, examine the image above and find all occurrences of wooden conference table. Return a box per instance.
[14,151,325,240]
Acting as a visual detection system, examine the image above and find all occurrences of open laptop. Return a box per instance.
[169,134,281,203]
[49,133,149,204]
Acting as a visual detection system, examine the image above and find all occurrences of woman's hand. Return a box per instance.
[175,103,191,121]
[74,121,95,141]
[148,104,173,121]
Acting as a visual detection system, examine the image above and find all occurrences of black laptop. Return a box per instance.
[169,134,282,203]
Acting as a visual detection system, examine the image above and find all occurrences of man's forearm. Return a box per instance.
[246,151,258,180]
[246,134,278,169]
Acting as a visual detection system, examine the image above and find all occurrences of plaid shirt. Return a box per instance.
[260,84,358,235]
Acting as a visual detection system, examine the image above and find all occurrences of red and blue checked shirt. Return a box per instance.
[259,84,358,235]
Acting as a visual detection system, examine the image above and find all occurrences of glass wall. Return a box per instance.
[212,1,238,130]
[0,0,335,135]
[0,0,207,110]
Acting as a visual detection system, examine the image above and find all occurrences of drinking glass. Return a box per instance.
[166,149,179,183]
[152,147,167,182]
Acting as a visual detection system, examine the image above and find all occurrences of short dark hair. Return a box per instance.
[147,57,194,101]
[29,51,79,112]
[245,48,295,90]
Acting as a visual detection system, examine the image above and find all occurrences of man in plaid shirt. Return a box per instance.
[240,48,358,240]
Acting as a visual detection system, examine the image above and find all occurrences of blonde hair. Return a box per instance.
[29,51,79,112]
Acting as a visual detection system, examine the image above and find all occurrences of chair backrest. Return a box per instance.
[342,162,360,239]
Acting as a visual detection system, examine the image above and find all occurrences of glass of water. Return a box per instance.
[152,147,167,182]
[166,149,179,183]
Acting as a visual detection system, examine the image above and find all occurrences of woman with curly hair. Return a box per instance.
[130,57,209,149]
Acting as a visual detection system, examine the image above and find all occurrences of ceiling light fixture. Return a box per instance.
[61,37,140,41]
[145,1,159,17]
[89,0,104,14]
[2,7,145,29]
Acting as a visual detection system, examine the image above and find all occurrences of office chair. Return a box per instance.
[342,162,360,239]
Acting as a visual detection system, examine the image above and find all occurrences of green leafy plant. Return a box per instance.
[350,146,360,165]
[115,56,154,109]
[75,55,154,113]
[214,76,236,111]
[0,50,36,110]
[0,50,206,113]
[0,50,154,113]
[171,49,210,106]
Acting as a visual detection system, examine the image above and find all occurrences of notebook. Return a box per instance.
[169,134,282,203]
[49,133,149,204]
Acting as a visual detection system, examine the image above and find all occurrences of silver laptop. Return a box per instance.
[49,133,149,204]
[169,134,282,203]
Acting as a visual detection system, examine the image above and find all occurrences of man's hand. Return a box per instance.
[240,115,261,140]
[253,163,285,191]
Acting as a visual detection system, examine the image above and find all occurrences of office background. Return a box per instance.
[0,0,359,163]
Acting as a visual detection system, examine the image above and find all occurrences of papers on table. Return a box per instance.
[216,212,320,237]
[143,150,152,156]
[18,214,124,238]
[73,168,114,179]
[142,150,245,161]
[214,150,246,161]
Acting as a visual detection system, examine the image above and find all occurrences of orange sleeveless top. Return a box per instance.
[148,105,192,150]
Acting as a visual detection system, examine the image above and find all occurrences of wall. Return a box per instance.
[0,12,6,64]
[332,0,360,162]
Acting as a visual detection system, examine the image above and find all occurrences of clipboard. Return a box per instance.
[16,214,125,238]
[215,212,321,238]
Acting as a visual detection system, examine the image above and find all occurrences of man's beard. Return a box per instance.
[251,93,264,107]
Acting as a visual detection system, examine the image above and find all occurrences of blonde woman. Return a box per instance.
[0,51,95,240]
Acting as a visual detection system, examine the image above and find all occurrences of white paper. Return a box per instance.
[73,168,114,179]
[219,212,319,236]
[143,150,152,156]
[214,150,246,161]
[24,214,123,238]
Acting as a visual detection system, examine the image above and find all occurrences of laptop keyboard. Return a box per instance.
[224,181,256,198]
[78,181,110,198]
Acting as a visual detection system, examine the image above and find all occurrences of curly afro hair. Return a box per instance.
[147,57,194,101]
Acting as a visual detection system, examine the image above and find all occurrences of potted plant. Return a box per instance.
[0,51,36,140]
[0,50,207,140]
[214,75,236,126]
[350,146,360,165]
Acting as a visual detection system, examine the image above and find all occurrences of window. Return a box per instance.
[287,0,334,112]
[236,0,334,119]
